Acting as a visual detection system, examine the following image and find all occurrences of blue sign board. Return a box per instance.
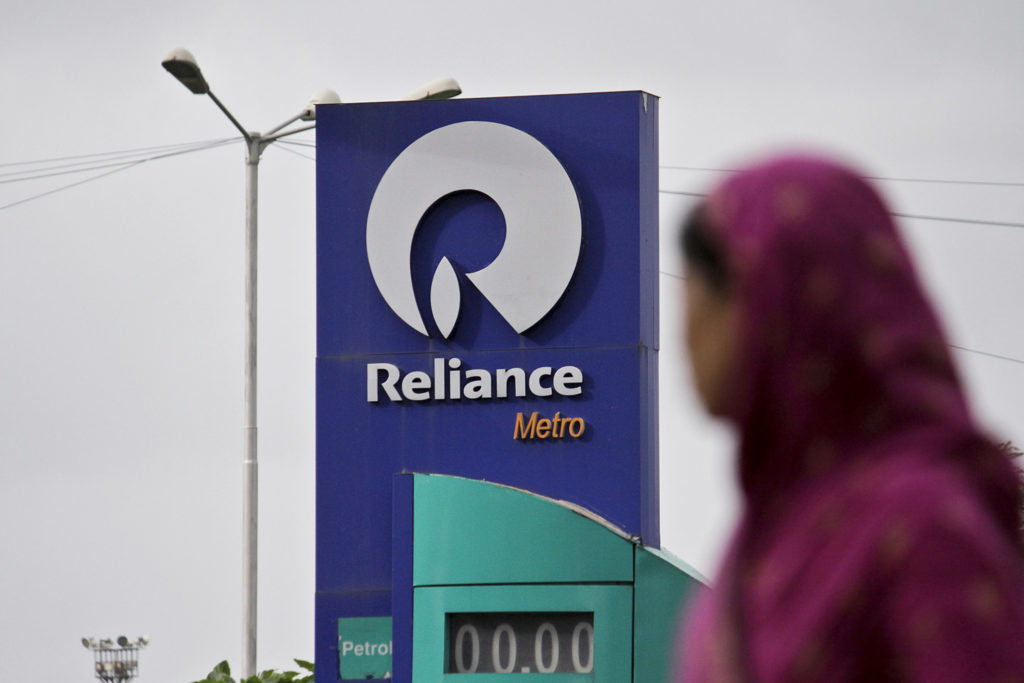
[315,91,659,680]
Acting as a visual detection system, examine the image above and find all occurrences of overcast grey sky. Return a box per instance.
[2,1,1022,681]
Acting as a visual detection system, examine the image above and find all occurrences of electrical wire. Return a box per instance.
[273,144,316,162]
[0,140,239,182]
[657,270,1024,366]
[0,139,239,170]
[0,165,147,211]
[659,189,708,199]
[277,139,316,149]
[658,189,1024,230]
[0,137,314,192]
[2,138,1021,368]
[891,212,1024,230]
[0,138,239,211]
[0,138,241,185]
[660,164,1024,188]
[949,344,1024,366]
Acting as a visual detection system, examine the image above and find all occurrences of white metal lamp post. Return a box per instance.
[161,47,461,679]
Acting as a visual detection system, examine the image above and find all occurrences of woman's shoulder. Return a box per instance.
[832,453,995,522]
[818,453,1024,607]
[778,454,1024,679]
[781,452,1021,590]
[848,458,1024,679]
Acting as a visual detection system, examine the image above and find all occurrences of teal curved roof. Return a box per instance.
[413,474,636,586]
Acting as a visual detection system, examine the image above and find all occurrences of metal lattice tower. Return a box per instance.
[81,636,149,682]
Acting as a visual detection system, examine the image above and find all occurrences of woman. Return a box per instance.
[677,155,1024,681]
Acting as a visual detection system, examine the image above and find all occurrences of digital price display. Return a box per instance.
[446,612,594,674]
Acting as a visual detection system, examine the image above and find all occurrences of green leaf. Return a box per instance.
[193,657,316,683]
[192,660,235,683]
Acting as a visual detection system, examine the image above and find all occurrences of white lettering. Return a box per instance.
[496,368,525,398]
[433,358,445,400]
[367,363,401,402]
[339,639,393,658]
[463,369,492,399]
[553,365,583,396]
[401,371,431,401]
[448,357,462,400]
[366,358,586,403]
[528,366,553,396]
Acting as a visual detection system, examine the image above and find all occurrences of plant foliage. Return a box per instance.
[192,658,314,683]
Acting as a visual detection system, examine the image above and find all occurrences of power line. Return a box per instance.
[656,272,1024,367]
[0,139,241,185]
[3,139,1020,368]
[277,139,316,149]
[0,139,239,169]
[658,189,1024,230]
[0,139,238,211]
[659,189,708,199]
[865,175,1024,188]
[892,212,1024,230]
[660,164,1024,188]
[3,138,1021,230]
[4,149,1019,187]
[272,143,315,161]
[0,164,145,211]
[949,344,1024,367]
[0,138,240,182]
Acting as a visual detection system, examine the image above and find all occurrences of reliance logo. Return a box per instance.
[366,121,582,339]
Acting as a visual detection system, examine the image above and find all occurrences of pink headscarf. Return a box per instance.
[679,156,1024,681]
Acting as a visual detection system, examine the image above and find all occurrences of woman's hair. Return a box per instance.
[679,203,731,294]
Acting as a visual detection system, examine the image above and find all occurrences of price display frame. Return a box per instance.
[412,583,631,682]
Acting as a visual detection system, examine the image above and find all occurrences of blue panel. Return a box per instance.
[316,92,659,680]
[392,474,415,683]
[317,346,656,592]
[316,92,657,356]
[638,93,660,352]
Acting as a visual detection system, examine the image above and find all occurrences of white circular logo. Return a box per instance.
[366,121,582,338]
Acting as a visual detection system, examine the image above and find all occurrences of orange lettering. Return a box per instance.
[514,411,539,439]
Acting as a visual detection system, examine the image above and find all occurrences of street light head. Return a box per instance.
[117,635,130,647]
[82,637,92,649]
[162,48,210,95]
[300,88,342,121]
[402,77,462,101]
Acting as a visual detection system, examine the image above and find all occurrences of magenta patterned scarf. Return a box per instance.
[679,156,1023,681]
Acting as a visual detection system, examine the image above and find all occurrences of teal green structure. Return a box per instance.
[409,474,704,681]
